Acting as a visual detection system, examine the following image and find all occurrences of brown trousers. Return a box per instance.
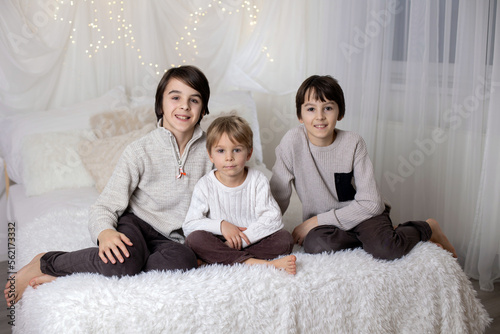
[185,229,294,265]
[40,213,197,278]
[303,207,432,260]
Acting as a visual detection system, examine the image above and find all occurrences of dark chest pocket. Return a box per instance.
[335,171,356,202]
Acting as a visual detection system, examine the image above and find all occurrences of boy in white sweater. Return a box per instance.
[183,115,296,274]
[270,75,456,260]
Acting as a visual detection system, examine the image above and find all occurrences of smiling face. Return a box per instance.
[161,78,204,141]
[209,133,253,187]
[299,89,342,147]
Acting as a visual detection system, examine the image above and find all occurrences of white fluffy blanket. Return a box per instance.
[14,209,490,334]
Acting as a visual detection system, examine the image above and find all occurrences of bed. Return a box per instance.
[1,88,491,333]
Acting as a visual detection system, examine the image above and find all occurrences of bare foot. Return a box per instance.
[29,274,57,289]
[270,255,297,275]
[4,253,45,306]
[244,255,297,275]
[426,219,457,258]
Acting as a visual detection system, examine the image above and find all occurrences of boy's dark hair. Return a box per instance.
[155,65,210,123]
[295,75,345,120]
[206,115,253,152]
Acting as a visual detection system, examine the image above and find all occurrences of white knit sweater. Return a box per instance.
[88,124,213,243]
[270,125,385,231]
[183,167,283,248]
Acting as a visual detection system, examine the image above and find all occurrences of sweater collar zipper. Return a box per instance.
[166,126,202,179]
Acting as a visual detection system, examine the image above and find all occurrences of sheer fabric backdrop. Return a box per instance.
[0,0,498,290]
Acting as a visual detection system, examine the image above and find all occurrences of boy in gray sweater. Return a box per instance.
[5,66,214,306]
[270,75,456,260]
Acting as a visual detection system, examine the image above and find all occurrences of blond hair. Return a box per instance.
[206,115,253,151]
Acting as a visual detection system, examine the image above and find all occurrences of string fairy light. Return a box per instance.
[63,0,165,74]
[82,1,136,60]
[58,0,271,72]
[173,0,269,67]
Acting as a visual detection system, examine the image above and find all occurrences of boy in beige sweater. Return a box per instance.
[5,66,214,306]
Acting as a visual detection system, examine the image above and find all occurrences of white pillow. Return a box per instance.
[130,90,263,164]
[0,86,128,184]
[22,130,96,196]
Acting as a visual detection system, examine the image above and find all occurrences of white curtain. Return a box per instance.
[0,0,498,291]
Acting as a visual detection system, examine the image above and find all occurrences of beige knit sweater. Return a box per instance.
[270,125,384,231]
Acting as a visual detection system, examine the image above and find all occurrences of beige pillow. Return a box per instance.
[90,106,156,139]
[79,124,156,192]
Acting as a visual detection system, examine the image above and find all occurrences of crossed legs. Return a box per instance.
[303,208,457,260]
[186,229,297,274]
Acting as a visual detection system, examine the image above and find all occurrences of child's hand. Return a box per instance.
[97,229,134,264]
[221,220,250,250]
[292,216,318,245]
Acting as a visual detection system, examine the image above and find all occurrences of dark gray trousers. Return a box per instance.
[303,207,432,260]
[185,229,294,265]
[40,213,197,277]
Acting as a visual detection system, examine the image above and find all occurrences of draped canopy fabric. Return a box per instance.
[0,0,498,291]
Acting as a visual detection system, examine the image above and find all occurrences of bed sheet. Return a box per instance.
[7,184,99,226]
[15,219,490,333]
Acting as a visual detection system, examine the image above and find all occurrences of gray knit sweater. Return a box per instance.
[88,123,213,244]
[270,125,384,231]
